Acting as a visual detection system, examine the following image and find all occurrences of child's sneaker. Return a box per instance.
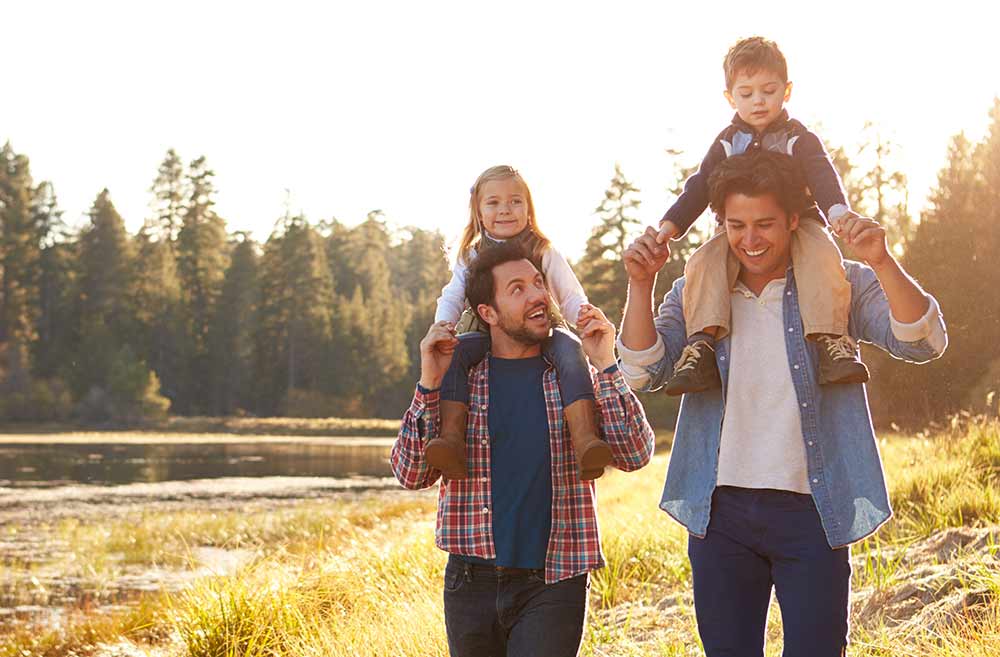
[425,400,469,479]
[664,340,722,396]
[815,335,870,385]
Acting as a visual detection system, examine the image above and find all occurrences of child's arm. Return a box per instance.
[790,127,851,224]
[435,258,470,323]
[541,248,588,329]
[658,137,729,242]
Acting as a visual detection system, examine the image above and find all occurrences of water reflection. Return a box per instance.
[0,441,393,487]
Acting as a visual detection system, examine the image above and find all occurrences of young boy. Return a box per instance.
[656,36,869,395]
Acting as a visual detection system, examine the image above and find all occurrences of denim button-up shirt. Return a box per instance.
[618,262,948,548]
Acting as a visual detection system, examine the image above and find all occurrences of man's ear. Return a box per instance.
[477,303,499,327]
[788,212,800,231]
[724,89,737,110]
[783,80,793,103]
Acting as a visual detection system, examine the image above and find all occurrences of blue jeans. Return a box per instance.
[442,555,588,657]
[440,327,595,407]
[687,486,851,657]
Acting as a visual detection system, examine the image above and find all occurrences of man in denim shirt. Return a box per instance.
[617,151,947,655]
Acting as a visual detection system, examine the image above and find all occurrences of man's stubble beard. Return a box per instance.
[496,313,550,346]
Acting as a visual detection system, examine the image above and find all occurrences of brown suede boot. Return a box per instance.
[425,400,468,479]
[565,398,612,481]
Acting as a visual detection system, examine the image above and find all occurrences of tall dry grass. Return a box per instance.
[2,417,998,656]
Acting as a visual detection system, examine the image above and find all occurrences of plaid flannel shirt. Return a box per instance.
[391,357,655,584]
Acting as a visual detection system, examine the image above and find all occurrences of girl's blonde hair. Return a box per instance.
[452,165,552,267]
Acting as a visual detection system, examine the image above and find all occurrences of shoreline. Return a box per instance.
[0,433,397,446]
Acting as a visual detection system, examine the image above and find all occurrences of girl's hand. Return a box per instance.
[419,321,458,390]
[577,304,616,371]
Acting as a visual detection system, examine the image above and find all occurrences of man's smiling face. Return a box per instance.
[724,192,799,292]
[481,258,551,345]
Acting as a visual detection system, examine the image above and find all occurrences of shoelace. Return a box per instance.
[822,335,859,361]
[673,342,709,374]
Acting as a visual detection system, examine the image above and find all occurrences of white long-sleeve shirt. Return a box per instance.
[435,246,589,328]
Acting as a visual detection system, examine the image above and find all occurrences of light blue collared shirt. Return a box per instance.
[618,262,947,548]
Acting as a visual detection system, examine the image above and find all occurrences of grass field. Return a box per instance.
[2,417,999,656]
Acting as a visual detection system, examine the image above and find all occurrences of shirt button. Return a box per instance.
[788,327,794,332]
[481,476,488,483]
[482,507,490,514]
[480,404,488,410]
[787,291,792,296]
[808,441,814,446]
[481,439,487,446]
[720,356,726,361]
[801,402,808,408]
[793,364,800,370]
[812,478,819,484]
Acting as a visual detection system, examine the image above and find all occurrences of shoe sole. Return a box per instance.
[577,441,612,481]
[425,443,467,479]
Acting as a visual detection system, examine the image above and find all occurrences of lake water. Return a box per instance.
[0,439,395,487]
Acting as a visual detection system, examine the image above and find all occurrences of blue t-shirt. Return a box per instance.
[478,354,553,569]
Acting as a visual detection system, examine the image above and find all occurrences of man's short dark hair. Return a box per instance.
[707,150,813,220]
[465,242,536,323]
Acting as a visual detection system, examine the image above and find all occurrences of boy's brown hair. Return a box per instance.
[723,36,788,90]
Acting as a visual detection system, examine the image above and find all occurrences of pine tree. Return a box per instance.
[175,156,229,412]
[209,232,259,414]
[331,215,410,414]
[256,214,335,414]
[149,148,187,243]
[74,188,135,396]
[0,143,42,393]
[576,164,642,326]
[33,183,76,380]
[132,225,183,404]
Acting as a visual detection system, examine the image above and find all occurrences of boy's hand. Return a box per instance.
[834,214,890,268]
[577,304,616,371]
[656,220,680,244]
[624,227,671,284]
[419,321,458,390]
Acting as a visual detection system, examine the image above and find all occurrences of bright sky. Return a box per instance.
[5,1,999,261]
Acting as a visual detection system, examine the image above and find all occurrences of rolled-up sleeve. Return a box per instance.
[593,368,655,472]
[890,296,948,355]
[390,386,443,490]
[616,335,667,391]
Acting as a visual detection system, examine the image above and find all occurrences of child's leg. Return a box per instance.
[439,332,491,404]
[791,221,868,385]
[544,328,595,406]
[791,220,850,338]
[429,331,490,479]
[544,328,611,481]
[665,229,736,396]
[681,229,741,341]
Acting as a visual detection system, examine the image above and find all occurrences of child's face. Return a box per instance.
[725,69,792,132]
[478,177,530,240]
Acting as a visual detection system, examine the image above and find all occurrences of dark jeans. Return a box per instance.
[440,327,595,407]
[442,555,588,657]
[687,486,851,657]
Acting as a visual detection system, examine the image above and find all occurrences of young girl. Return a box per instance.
[427,165,612,481]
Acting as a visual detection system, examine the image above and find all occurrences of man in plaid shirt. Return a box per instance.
[392,242,655,657]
